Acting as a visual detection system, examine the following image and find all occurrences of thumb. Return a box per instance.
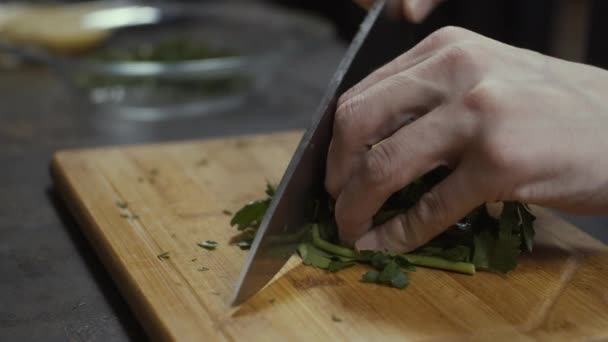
[355,166,482,253]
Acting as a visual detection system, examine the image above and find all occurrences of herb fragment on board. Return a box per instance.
[115,200,128,209]
[222,209,233,216]
[331,314,342,323]
[198,267,209,272]
[228,183,276,248]
[196,159,209,167]
[237,240,252,250]
[198,241,218,250]
[230,199,271,230]
[157,252,170,260]
[120,213,129,218]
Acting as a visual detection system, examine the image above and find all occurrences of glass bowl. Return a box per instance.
[63,2,332,121]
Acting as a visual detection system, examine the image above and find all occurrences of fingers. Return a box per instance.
[355,162,485,253]
[333,109,465,245]
[327,40,486,198]
[339,26,473,107]
[326,68,445,198]
[354,0,445,23]
[402,0,445,23]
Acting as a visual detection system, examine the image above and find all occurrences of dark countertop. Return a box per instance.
[0,4,606,342]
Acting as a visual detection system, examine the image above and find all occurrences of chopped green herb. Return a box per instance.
[298,243,332,269]
[331,314,342,322]
[191,258,197,262]
[120,213,129,218]
[198,267,209,272]
[90,39,237,62]
[237,240,252,250]
[157,252,170,260]
[265,184,276,197]
[361,270,380,283]
[198,241,218,250]
[131,214,140,220]
[378,260,408,289]
[222,209,233,216]
[230,199,271,231]
[115,200,128,209]
[230,172,536,290]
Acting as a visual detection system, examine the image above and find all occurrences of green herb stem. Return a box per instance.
[312,224,359,259]
[403,254,476,275]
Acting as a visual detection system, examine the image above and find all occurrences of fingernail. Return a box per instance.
[355,232,380,251]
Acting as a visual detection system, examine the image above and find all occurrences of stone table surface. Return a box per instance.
[0,3,606,341]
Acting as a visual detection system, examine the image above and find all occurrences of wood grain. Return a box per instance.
[51,131,608,342]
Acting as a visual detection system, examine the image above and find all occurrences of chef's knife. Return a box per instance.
[232,0,418,306]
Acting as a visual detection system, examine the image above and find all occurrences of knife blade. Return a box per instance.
[231,0,418,306]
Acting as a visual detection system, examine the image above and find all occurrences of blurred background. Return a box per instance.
[0,0,606,341]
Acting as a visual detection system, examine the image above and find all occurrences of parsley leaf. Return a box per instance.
[297,243,332,269]
[361,260,410,289]
[230,199,270,231]
[361,270,380,283]
[265,184,276,197]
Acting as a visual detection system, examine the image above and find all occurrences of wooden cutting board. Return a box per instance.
[51,131,608,342]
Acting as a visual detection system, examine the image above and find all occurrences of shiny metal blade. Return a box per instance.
[231,0,417,306]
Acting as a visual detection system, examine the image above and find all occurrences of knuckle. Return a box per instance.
[464,81,504,114]
[362,142,395,187]
[479,133,518,172]
[334,97,364,138]
[441,43,477,67]
[415,190,449,228]
[511,185,533,203]
[425,26,470,48]
[337,91,353,108]
[396,213,425,249]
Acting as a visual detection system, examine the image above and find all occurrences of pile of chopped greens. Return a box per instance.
[90,39,237,62]
[230,167,536,289]
[78,39,249,98]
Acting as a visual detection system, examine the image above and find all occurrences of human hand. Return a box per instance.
[354,0,445,23]
[325,27,608,253]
